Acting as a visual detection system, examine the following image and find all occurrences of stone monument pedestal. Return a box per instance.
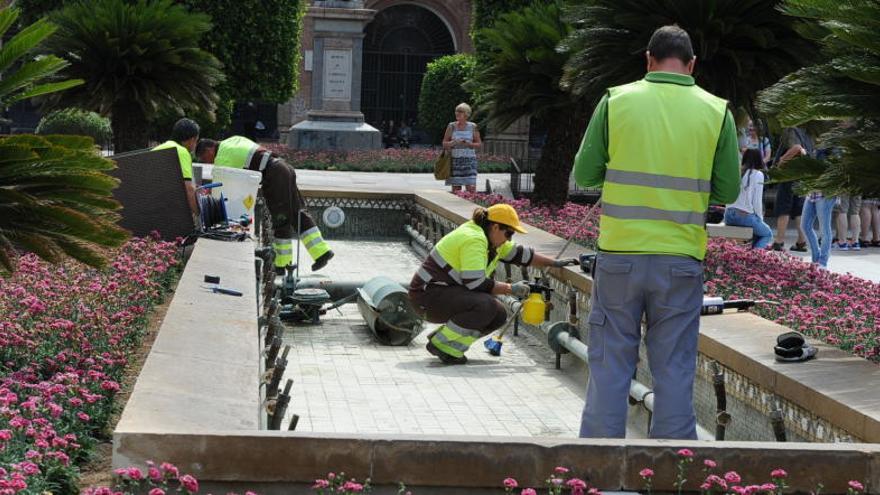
[288,1,380,150]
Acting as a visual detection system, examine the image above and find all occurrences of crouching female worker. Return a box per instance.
[408,204,574,364]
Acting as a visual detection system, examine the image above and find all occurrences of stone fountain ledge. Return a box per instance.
[112,188,880,493]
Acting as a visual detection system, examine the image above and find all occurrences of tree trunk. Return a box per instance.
[111,102,150,153]
[531,107,589,206]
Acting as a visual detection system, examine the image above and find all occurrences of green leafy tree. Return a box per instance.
[175,0,306,137]
[757,0,880,197]
[470,1,587,205]
[42,0,224,152]
[562,0,816,116]
[179,0,305,104]
[418,54,477,145]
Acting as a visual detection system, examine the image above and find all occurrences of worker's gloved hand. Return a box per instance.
[552,258,579,268]
[510,281,530,299]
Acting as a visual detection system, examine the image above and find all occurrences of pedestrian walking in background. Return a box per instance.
[801,190,837,268]
[770,127,812,252]
[740,119,771,164]
[572,25,740,439]
[834,195,862,250]
[860,198,880,247]
[443,103,481,193]
[724,149,773,249]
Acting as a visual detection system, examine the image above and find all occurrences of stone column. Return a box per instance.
[288,0,381,150]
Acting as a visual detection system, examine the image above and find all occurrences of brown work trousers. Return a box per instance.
[408,284,507,334]
[260,157,317,239]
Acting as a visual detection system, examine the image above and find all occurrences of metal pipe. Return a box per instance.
[712,361,731,440]
[771,408,787,442]
[499,294,714,441]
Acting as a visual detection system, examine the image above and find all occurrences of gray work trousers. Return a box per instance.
[579,252,702,439]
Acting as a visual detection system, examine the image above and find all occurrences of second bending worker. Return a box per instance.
[196,136,333,272]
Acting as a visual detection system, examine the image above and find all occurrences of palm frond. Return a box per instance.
[562,0,817,113]
[757,0,880,197]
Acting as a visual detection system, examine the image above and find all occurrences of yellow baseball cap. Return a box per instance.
[487,204,527,233]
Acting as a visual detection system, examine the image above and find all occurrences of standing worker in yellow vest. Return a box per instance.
[154,118,200,215]
[408,204,576,364]
[573,26,740,439]
[196,135,334,272]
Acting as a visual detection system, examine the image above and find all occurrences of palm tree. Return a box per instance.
[0,6,82,108]
[562,0,816,117]
[42,0,224,152]
[757,0,880,198]
[0,6,125,273]
[469,0,588,205]
[0,134,128,272]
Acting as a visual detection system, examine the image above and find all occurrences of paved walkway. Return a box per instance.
[774,226,880,282]
[296,170,509,192]
[279,240,596,438]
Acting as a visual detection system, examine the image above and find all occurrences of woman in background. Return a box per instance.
[724,149,772,249]
[443,103,481,193]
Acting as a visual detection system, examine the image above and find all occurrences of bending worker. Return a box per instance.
[573,25,739,439]
[408,204,575,365]
[195,135,334,273]
[154,118,200,215]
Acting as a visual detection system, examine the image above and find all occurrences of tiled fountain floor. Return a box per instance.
[279,240,594,438]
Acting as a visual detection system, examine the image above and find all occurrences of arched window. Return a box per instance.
[361,4,455,144]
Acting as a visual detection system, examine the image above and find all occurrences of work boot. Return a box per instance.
[425,339,467,365]
[311,250,334,272]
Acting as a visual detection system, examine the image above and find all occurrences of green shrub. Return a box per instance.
[36,108,112,143]
[418,54,476,144]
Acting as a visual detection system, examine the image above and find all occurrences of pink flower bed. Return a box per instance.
[0,235,179,493]
[261,143,510,173]
[458,192,880,363]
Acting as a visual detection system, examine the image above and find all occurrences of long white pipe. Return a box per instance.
[498,296,713,441]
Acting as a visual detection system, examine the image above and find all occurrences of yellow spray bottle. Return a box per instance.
[521,292,546,325]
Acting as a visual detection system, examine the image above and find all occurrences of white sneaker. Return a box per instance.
[852,241,861,251]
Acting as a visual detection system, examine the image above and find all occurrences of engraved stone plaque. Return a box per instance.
[323,49,352,101]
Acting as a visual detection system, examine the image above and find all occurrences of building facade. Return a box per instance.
[278,0,473,144]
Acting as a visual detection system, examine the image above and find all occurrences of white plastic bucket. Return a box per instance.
[211,166,262,221]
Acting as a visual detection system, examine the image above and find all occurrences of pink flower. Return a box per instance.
[179,474,199,493]
[148,489,165,495]
[761,483,777,492]
[342,481,363,492]
[725,471,742,484]
[77,412,90,422]
[639,468,654,478]
[677,448,694,458]
[504,477,519,489]
[554,466,570,474]
[567,478,587,489]
[771,468,787,479]
[149,467,162,482]
[704,459,717,469]
[312,479,330,489]
[160,462,180,478]
[521,490,537,495]
[849,480,865,492]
